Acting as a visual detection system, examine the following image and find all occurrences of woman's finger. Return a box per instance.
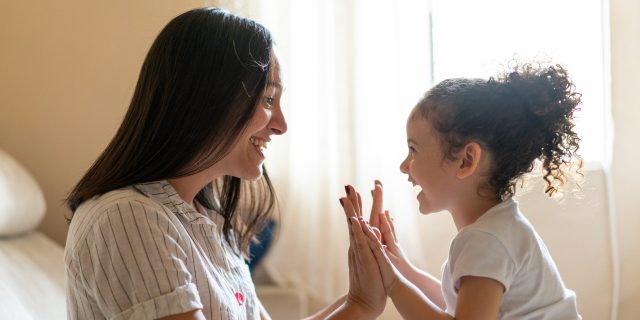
[371,226,382,242]
[350,217,374,265]
[340,197,358,221]
[356,190,363,217]
[345,185,361,217]
[348,246,358,286]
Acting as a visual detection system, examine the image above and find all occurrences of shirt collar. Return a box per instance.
[133,180,203,222]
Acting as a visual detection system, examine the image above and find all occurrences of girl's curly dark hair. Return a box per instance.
[416,62,582,199]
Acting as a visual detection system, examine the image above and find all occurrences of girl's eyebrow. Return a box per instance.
[408,138,418,145]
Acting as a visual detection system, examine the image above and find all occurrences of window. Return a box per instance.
[431,0,608,163]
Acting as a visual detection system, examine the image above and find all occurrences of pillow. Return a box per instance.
[0,149,46,237]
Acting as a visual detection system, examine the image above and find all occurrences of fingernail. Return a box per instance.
[339,198,344,207]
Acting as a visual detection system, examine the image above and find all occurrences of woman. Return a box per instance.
[65,7,384,320]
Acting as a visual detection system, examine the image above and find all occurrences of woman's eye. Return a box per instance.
[408,146,416,155]
[264,97,274,108]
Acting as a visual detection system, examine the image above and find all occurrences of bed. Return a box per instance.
[0,149,66,319]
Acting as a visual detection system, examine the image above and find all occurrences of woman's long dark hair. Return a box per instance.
[67,7,276,255]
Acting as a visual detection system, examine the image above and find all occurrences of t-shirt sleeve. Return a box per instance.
[449,230,517,293]
[70,199,203,319]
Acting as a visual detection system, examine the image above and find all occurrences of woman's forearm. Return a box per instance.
[324,300,377,320]
[302,294,347,320]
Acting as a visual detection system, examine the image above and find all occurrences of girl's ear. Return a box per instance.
[456,142,482,179]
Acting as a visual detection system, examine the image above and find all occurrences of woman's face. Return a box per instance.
[221,51,288,180]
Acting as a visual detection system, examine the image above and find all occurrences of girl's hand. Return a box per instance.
[350,212,401,295]
[339,186,387,317]
[368,181,416,278]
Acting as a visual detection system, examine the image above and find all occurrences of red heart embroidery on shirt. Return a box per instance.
[235,292,245,306]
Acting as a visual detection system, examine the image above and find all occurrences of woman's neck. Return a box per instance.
[168,168,221,208]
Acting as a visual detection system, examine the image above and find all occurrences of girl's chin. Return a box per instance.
[417,193,435,215]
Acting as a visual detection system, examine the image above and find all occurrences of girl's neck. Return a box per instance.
[450,195,501,231]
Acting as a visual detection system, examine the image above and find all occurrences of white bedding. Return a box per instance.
[0,232,66,319]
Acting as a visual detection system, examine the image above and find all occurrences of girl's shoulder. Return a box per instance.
[456,200,540,262]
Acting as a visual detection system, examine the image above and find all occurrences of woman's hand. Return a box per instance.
[338,185,387,317]
[342,186,401,295]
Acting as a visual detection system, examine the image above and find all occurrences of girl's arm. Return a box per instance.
[367,181,445,307]
[354,217,504,320]
[376,211,446,308]
[453,276,503,319]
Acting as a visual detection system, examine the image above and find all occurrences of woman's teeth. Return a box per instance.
[250,137,267,151]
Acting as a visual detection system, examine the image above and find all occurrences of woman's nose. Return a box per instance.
[269,107,287,135]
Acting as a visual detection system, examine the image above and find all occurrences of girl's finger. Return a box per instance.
[369,180,384,227]
[384,210,396,237]
[379,211,397,244]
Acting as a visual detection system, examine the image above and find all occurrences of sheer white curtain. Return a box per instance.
[209,0,436,308]
[207,1,615,318]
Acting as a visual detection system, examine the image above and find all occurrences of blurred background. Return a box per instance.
[1,0,638,319]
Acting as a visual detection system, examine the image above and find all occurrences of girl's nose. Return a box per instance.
[400,154,410,174]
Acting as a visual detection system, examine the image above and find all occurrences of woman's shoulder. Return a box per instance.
[74,187,166,221]
[66,186,171,251]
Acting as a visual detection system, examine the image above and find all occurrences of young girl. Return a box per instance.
[340,63,582,319]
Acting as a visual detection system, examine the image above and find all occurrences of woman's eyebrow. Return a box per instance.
[267,81,283,90]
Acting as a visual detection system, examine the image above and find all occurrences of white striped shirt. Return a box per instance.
[64,180,260,320]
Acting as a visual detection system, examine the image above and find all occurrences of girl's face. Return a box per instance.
[400,110,458,214]
[221,52,287,180]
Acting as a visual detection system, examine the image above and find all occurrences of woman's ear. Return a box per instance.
[456,142,482,179]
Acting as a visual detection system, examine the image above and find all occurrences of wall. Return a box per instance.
[610,0,640,318]
[0,0,202,244]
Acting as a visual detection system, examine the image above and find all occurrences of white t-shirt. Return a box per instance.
[441,199,581,319]
[65,180,260,320]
